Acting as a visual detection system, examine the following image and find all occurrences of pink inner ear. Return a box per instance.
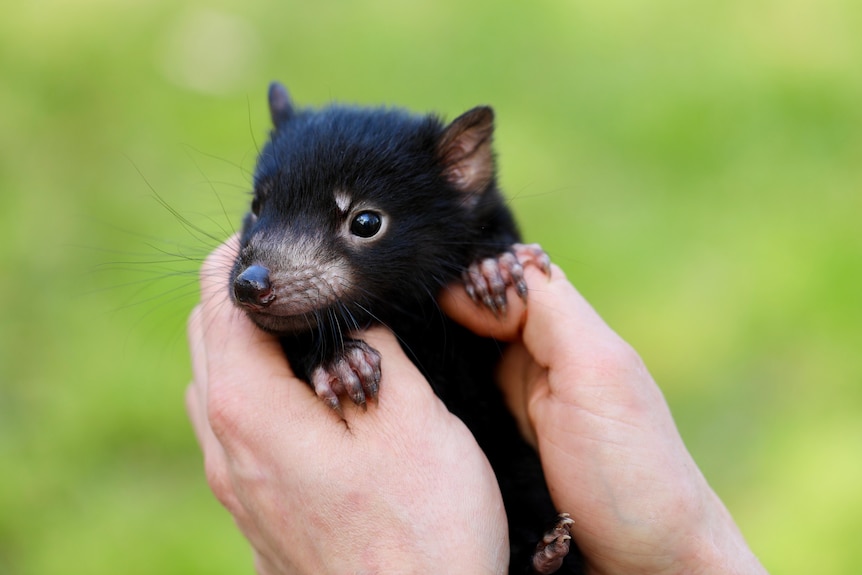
[444,143,493,194]
[439,108,495,195]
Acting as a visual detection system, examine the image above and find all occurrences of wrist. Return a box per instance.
[679,491,768,575]
[577,482,766,575]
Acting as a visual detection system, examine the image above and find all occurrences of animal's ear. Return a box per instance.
[268,81,294,127]
[437,106,495,195]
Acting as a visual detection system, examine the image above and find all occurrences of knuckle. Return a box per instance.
[203,453,229,497]
[584,338,645,381]
[206,379,247,443]
[204,454,241,513]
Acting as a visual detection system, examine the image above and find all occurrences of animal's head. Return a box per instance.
[230,82,500,335]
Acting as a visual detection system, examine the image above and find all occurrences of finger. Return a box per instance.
[345,326,453,426]
[442,262,622,367]
[197,237,290,372]
[186,304,212,450]
[438,277,527,342]
[252,548,300,575]
[187,304,209,409]
[197,236,281,363]
[253,551,279,575]
[196,238,333,450]
[186,303,223,456]
[494,341,541,448]
[187,304,238,508]
[351,327,434,405]
[516,267,640,385]
[184,379,210,451]
[185,380,246,511]
[198,234,241,313]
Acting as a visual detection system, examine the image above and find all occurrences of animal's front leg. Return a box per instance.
[531,514,575,575]
[310,339,382,413]
[463,243,552,315]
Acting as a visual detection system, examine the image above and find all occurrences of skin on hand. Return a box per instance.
[186,239,508,575]
[187,238,766,575]
[440,264,768,575]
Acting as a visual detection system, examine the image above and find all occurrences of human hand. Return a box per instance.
[440,264,767,575]
[186,239,508,575]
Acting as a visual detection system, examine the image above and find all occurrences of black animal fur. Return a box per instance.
[230,83,584,574]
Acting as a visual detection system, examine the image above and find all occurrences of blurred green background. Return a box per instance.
[1,0,860,573]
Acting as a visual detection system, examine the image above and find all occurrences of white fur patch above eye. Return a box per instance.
[334,189,352,214]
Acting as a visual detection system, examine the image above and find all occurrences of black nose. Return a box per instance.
[233,265,274,307]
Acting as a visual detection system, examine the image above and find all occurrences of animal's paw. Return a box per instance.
[310,340,381,413]
[530,513,575,575]
[462,243,551,315]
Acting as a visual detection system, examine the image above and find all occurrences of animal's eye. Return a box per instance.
[350,211,383,238]
[251,196,262,216]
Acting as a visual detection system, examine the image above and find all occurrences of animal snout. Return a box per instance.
[233,264,275,308]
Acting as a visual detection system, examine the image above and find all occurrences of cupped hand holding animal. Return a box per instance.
[186,238,509,575]
[186,238,767,575]
[440,264,768,575]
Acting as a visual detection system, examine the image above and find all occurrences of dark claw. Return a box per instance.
[483,294,497,314]
[464,272,479,304]
[311,366,343,413]
[350,388,367,408]
[516,278,528,301]
[339,356,367,406]
[496,295,507,315]
[354,345,381,400]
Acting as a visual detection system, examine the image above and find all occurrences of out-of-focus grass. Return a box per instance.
[1,1,860,573]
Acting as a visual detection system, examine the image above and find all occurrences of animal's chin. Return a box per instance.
[242,310,319,335]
